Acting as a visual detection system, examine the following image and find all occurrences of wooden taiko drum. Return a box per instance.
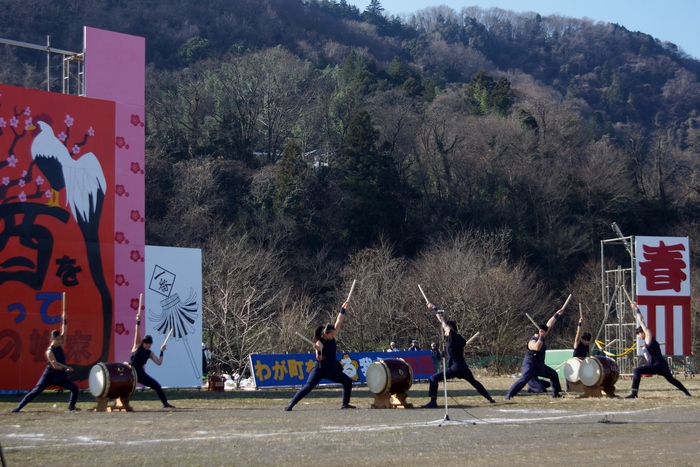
[89,362,137,399]
[580,356,619,388]
[366,358,413,396]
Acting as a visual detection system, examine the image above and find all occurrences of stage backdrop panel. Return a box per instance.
[250,351,435,388]
[635,236,691,356]
[0,83,116,390]
[84,26,147,368]
[142,245,202,388]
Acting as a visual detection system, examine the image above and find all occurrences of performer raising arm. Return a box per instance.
[573,317,591,359]
[421,302,495,408]
[625,302,691,399]
[505,307,564,401]
[12,299,80,412]
[129,308,175,408]
[284,301,355,411]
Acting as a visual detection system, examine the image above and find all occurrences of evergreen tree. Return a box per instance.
[336,110,403,249]
[274,141,308,221]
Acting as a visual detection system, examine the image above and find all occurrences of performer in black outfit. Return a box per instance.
[625,301,691,399]
[573,317,591,358]
[421,302,495,408]
[505,307,565,401]
[130,309,175,408]
[12,305,79,412]
[284,301,355,411]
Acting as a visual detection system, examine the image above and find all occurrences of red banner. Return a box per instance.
[0,83,115,389]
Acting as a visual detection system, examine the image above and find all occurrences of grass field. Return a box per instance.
[2,374,699,466]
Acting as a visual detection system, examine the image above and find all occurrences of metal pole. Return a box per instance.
[46,35,50,92]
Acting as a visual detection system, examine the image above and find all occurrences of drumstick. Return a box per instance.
[604,339,618,348]
[623,287,633,303]
[62,292,66,315]
[418,284,429,303]
[346,279,357,303]
[163,328,174,346]
[579,303,583,320]
[138,293,143,315]
[525,312,540,330]
[465,331,480,346]
[561,294,572,311]
[295,331,315,346]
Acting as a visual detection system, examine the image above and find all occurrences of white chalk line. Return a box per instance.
[1,407,658,451]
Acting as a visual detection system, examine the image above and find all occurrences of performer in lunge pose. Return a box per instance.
[505,307,565,401]
[284,301,355,411]
[12,301,80,412]
[421,302,495,408]
[625,301,691,399]
[130,309,175,408]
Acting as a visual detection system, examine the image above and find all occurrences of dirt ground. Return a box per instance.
[1,374,700,467]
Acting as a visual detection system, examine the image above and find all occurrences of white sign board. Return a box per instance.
[634,236,691,356]
[144,245,203,387]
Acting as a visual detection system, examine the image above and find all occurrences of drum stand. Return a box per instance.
[371,392,413,409]
[92,396,134,412]
[427,340,475,427]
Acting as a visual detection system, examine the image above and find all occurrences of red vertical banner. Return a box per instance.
[635,236,691,356]
[0,83,115,389]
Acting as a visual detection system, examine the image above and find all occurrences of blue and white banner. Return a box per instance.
[250,351,436,388]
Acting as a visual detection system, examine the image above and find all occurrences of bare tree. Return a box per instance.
[411,229,549,372]
[339,238,410,351]
[202,229,290,375]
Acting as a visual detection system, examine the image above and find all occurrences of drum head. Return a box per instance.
[89,363,107,397]
[366,360,389,395]
[579,357,603,387]
[563,358,582,383]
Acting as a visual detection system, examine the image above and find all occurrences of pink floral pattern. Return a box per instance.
[115,322,127,335]
[116,136,126,148]
[130,250,142,262]
[115,184,127,196]
[130,162,143,174]
[115,231,126,244]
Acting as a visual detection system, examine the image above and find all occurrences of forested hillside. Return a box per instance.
[2,0,699,373]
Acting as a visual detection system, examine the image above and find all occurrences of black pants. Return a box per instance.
[287,362,353,408]
[631,362,689,394]
[136,370,169,405]
[15,371,79,410]
[428,362,492,401]
[506,358,562,398]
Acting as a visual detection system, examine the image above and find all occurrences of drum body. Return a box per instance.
[563,357,583,383]
[579,356,619,388]
[89,362,138,399]
[366,358,413,396]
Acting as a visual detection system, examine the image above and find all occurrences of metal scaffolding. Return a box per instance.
[0,36,83,96]
[599,224,638,375]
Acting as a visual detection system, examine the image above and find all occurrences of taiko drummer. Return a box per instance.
[12,304,80,412]
[573,317,591,358]
[625,301,691,399]
[130,310,175,408]
[420,302,496,408]
[505,307,565,401]
[284,301,355,411]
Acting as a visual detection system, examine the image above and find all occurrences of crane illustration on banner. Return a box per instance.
[148,265,200,379]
